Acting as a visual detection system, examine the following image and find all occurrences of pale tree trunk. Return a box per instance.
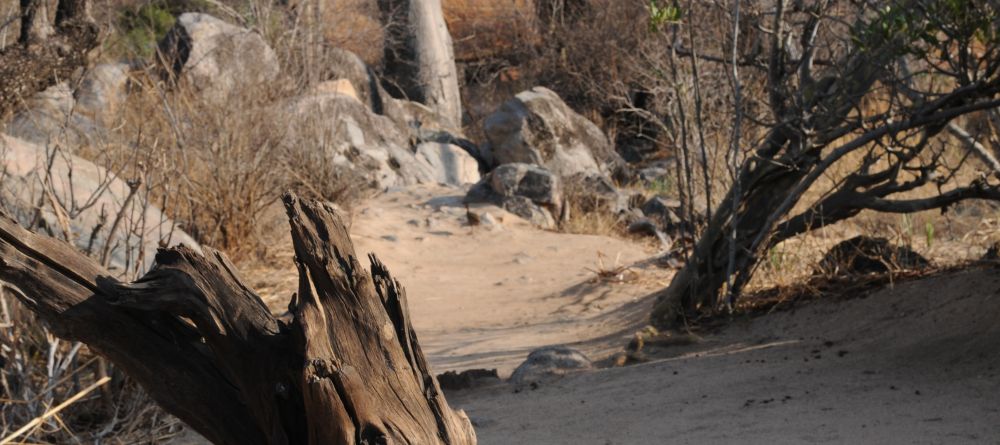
[381,0,463,128]
[0,193,477,445]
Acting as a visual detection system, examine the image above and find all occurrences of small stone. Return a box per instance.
[509,346,592,385]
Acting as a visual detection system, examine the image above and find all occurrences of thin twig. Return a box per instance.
[0,376,111,445]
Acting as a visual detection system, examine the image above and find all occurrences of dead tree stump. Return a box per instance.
[0,193,476,445]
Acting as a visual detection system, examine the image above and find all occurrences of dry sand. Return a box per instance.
[451,268,1000,444]
[247,185,1000,444]
[253,184,673,374]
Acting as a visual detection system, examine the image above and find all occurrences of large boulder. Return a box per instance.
[74,63,131,126]
[465,163,562,228]
[6,63,130,148]
[0,134,200,274]
[5,83,105,148]
[483,87,622,177]
[284,92,478,189]
[416,142,480,185]
[159,13,280,103]
[322,48,384,113]
[641,196,683,231]
[317,48,471,151]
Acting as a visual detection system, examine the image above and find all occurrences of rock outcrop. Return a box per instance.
[323,48,384,112]
[416,142,481,185]
[465,163,562,228]
[74,63,130,126]
[5,83,104,148]
[483,87,622,177]
[284,91,479,188]
[0,134,199,274]
[159,13,280,103]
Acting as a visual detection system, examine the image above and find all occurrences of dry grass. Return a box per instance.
[700,261,1000,332]
[558,201,624,238]
[1,2,392,439]
[0,291,186,444]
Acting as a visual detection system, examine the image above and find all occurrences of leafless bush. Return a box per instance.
[0,288,186,443]
[0,83,190,443]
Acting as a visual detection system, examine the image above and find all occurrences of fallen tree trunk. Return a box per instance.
[0,193,476,445]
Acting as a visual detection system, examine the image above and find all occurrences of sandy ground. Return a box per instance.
[251,184,673,374]
[242,184,1000,444]
[450,267,1000,444]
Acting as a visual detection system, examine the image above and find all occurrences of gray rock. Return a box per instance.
[627,217,660,237]
[627,217,673,250]
[284,92,472,189]
[415,142,480,185]
[159,13,280,103]
[637,165,670,183]
[501,195,556,228]
[74,63,130,126]
[565,174,631,215]
[641,196,683,229]
[483,87,622,177]
[478,211,500,229]
[6,83,105,149]
[0,134,200,274]
[509,346,592,385]
[6,63,129,150]
[488,163,563,210]
[324,48,384,113]
[285,93,430,189]
[466,163,562,228]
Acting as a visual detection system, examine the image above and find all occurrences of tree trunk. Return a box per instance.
[650,4,1000,326]
[650,29,898,326]
[380,0,463,128]
[0,0,98,116]
[0,193,476,445]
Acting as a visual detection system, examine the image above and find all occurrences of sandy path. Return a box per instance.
[449,268,1000,444]
[252,184,673,374]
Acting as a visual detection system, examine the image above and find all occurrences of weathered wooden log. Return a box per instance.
[0,193,476,445]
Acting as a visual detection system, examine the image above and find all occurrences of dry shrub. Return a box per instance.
[314,0,384,65]
[0,290,185,444]
[444,0,539,63]
[559,199,624,237]
[526,0,648,114]
[111,68,374,259]
[0,0,391,441]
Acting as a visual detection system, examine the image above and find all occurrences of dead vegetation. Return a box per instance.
[0,0,998,442]
[0,290,186,444]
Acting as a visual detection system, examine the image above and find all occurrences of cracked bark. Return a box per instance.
[0,193,476,445]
